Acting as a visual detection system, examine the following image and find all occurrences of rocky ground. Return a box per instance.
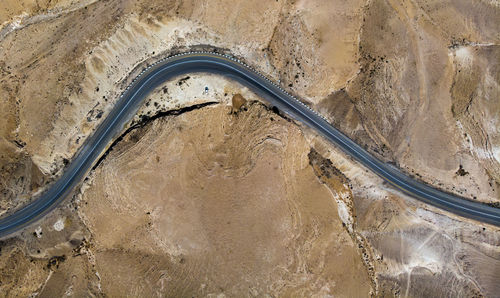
[0,0,499,296]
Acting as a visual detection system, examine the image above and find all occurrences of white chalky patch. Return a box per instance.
[455,46,472,63]
[35,226,42,238]
[53,218,65,231]
[493,147,500,164]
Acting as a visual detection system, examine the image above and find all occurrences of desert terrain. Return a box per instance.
[0,0,499,296]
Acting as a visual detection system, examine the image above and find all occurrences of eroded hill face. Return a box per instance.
[0,95,373,296]
[0,0,499,296]
[80,103,374,296]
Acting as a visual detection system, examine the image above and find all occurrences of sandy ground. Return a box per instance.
[0,0,499,296]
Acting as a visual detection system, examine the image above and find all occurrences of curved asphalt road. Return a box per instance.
[1,52,499,237]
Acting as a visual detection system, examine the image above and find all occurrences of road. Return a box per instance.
[0,52,499,237]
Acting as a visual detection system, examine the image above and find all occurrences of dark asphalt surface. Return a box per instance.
[0,52,499,237]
